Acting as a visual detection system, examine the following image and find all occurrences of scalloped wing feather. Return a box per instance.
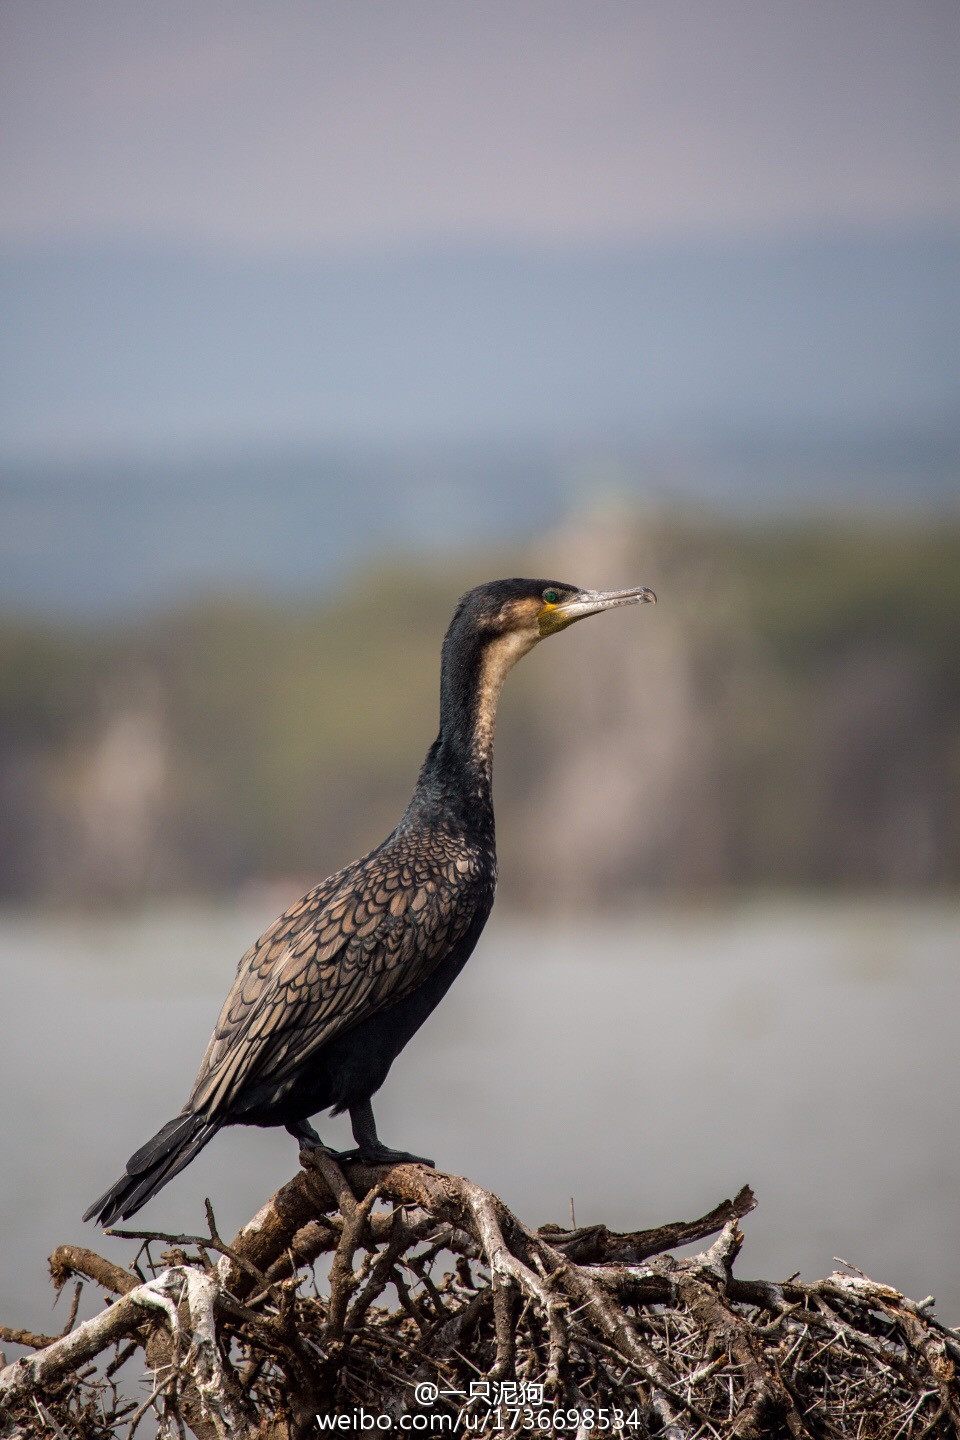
[187,835,490,1117]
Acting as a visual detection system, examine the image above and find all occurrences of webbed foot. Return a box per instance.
[343,1100,435,1168]
[334,1143,435,1168]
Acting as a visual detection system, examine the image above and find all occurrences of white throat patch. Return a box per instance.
[471,627,540,766]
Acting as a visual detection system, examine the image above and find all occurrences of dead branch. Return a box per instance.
[1,1156,957,1439]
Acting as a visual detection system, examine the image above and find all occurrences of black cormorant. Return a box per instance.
[85,578,655,1225]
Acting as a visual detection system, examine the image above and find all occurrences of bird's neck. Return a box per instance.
[406,628,538,833]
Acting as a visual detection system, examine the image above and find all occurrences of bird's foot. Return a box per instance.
[286,1119,327,1151]
[332,1143,435,1169]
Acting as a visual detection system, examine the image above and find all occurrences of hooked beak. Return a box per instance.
[538,584,657,636]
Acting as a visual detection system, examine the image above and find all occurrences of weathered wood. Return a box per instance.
[1,1159,956,1439]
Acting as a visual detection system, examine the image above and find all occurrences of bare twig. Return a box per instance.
[1,1164,955,1439]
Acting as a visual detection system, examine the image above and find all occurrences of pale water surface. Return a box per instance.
[1,898,959,1343]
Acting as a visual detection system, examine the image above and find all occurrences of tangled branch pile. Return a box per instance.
[2,1152,958,1438]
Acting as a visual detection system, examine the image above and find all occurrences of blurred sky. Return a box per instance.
[2,0,958,251]
[0,1,958,608]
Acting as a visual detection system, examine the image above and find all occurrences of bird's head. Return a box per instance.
[443,577,657,697]
[452,577,656,646]
[437,577,657,769]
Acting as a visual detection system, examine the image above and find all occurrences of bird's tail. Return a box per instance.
[83,1112,220,1227]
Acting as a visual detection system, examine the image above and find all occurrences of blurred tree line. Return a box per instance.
[0,508,956,908]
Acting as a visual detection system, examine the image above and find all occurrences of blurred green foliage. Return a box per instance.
[731,521,960,670]
[0,512,956,904]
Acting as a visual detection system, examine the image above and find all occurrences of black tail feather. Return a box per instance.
[83,1113,220,1226]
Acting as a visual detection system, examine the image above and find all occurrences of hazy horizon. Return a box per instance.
[2,1,957,468]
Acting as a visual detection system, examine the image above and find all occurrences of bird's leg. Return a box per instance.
[286,1117,326,1150]
[333,1098,435,1168]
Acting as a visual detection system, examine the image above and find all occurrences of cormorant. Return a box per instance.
[85,578,655,1226]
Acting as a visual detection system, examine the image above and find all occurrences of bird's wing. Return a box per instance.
[187,837,488,1117]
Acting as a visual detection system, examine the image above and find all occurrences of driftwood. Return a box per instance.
[1,1153,958,1439]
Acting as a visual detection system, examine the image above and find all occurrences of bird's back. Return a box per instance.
[187,821,496,1121]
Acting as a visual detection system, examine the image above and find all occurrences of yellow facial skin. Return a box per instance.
[537,598,571,637]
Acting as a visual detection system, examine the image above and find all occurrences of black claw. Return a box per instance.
[329,1146,360,1164]
[335,1145,434,1168]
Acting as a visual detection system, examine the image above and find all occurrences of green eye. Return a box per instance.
[542,588,560,605]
